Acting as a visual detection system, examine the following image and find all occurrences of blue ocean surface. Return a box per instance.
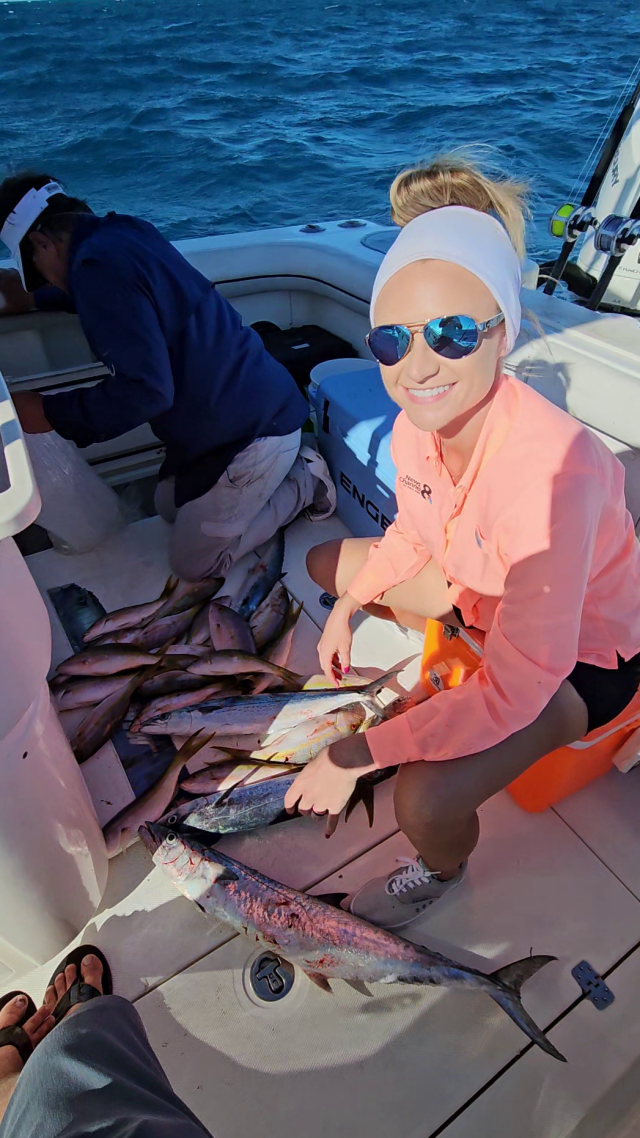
[1,0,638,258]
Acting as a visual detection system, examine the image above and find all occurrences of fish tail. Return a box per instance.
[365,662,418,700]
[272,664,304,690]
[487,955,566,1062]
[161,575,178,600]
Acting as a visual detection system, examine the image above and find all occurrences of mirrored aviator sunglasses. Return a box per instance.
[366,313,504,366]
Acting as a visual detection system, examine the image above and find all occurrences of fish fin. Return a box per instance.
[276,666,305,691]
[304,970,333,993]
[173,729,214,766]
[215,867,239,884]
[488,955,566,1062]
[344,779,374,826]
[343,979,373,998]
[365,661,419,697]
[344,785,361,823]
[313,892,349,910]
[361,782,375,829]
[490,954,558,995]
[211,783,235,807]
[164,575,179,598]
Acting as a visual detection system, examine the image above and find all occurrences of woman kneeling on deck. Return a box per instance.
[285,156,640,930]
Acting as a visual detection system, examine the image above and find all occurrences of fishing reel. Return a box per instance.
[593,214,640,257]
[549,203,598,243]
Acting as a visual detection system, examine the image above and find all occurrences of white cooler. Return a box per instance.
[0,372,107,981]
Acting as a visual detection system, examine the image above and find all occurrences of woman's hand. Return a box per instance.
[317,592,361,685]
[284,733,377,837]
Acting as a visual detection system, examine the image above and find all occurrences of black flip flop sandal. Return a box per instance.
[47,945,113,1026]
[0,991,38,1067]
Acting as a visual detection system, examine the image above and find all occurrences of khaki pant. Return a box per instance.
[155,430,314,581]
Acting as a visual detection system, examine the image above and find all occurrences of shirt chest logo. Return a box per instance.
[399,473,432,503]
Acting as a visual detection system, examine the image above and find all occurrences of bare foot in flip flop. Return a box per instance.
[0,994,54,1121]
[0,995,53,1080]
[43,953,106,1024]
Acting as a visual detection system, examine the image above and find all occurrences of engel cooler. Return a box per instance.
[0,371,107,981]
[311,361,399,537]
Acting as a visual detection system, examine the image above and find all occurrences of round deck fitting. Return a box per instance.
[249,952,295,1002]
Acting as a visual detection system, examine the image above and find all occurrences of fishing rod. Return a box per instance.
[544,75,640,296]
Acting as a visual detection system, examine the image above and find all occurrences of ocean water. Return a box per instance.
[1,0,638,258]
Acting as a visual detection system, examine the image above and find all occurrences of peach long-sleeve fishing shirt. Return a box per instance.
[349,374,640,767]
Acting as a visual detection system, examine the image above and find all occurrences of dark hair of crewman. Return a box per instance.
[0,172,93,241]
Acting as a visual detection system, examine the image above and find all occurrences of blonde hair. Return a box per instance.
[389,153,529,260]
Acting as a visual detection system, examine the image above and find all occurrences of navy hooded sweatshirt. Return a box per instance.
[38,213,308,506]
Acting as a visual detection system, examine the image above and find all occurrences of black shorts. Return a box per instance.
[451,605,640,734]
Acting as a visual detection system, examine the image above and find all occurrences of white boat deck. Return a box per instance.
[12,514,640,1138]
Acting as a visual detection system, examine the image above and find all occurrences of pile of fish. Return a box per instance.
[49,531,407,858]
[50,531,293,763]
[140,822,566,1062]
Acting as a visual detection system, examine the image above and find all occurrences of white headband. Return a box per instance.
[370,205,522,352]
[0,182,64,287]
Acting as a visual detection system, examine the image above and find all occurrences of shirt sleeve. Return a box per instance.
[42,261,175,448]
[34,285,76,314]
[347,428,433,605]
[365,464,604,766]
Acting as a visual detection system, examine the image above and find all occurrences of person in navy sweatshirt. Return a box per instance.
[0,174,334,579]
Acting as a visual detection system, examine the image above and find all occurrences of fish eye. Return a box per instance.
[166,814,178,825]
[166,832,177,844]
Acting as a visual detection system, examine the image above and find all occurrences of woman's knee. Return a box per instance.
[306,541,339,590]
[307,536,375,595]
[394,760,472,832]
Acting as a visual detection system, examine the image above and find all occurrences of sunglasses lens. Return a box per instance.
[424,315,478,359]
[368,325,412,366]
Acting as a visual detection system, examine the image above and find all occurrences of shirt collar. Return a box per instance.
[429,373,513,491]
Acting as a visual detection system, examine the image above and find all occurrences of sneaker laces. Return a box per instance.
[385,857,440,897]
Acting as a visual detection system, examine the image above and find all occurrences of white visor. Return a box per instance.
[0,182,64,287]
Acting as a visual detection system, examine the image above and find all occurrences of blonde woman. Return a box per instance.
[285,157,640,929]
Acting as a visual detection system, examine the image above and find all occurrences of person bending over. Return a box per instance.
[0,174,334,580]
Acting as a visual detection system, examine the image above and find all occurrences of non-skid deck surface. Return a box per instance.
[13,514,640,1137]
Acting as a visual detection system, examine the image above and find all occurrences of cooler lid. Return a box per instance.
[314,366,399,474]
[0,369,41,540]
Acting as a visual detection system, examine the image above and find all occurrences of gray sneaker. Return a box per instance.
[348,856,466,929]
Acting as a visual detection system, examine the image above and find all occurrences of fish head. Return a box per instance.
[338,703,369,733]
[138,711,172,733]
[139,823,238,901]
